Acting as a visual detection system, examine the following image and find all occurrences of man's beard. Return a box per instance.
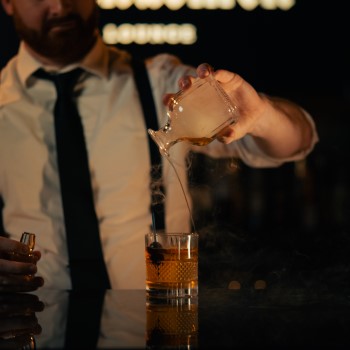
[12,7,99,65]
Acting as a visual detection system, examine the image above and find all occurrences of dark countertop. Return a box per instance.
[2,278,349,349]
[2,222,350,349]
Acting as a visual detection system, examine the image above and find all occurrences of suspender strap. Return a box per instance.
[0,197,5,237]
[131,58,165,230]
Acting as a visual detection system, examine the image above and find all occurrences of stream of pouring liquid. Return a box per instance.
[163,153,197,232]
[159,136,220,233]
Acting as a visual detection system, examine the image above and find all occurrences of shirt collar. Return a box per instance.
[18,33,110,87]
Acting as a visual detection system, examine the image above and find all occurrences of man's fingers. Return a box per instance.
[0,259,37,275]
[0,275,44,293]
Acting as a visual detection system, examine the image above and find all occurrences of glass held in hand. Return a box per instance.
[20,232,36,279]
[148,72,239,156]
[4,232,36,262]
[20,232,36,252]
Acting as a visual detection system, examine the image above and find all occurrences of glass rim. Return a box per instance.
[146,232,198,237]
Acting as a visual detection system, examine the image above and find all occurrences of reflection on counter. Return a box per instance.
[0,293,44,349]
[3,281,346,349]
[146,297,198,349]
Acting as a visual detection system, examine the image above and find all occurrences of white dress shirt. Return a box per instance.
[0,36,319,289]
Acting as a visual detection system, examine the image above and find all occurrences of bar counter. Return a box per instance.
[2,272,349,349]
[2,221,350,349]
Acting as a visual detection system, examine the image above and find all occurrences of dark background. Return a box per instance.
[1,1,349,98]
[1,1,349,281]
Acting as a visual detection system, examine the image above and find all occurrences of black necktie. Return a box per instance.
[34,68,110,289]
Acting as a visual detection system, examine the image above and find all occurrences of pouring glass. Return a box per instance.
[148,72,239,156]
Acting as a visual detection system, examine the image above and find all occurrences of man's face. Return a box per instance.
[2,0,99,65]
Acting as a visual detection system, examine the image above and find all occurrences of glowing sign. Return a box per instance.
[103,23,197,44]
[97,0,295,10]
[98,0,296,45]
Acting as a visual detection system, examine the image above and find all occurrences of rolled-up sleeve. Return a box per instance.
[191,108,319,168]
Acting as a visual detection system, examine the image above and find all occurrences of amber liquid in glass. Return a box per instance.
[166,136,214,151]
[146,245,198,296]
[177,136,214,146]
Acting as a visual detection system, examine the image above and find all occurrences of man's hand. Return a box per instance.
[0,237,44,293]
[165,63,315,159]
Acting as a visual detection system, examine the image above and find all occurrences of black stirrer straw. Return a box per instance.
[151,210,162,248]
[152,210,157,240]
